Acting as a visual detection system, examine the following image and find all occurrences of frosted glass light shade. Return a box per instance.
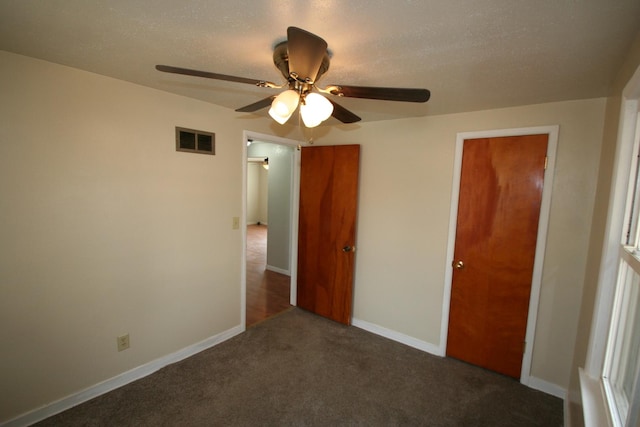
[300,93,334,128]
[268,90,300,124]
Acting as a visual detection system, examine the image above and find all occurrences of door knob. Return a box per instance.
[453,260,465,270]
[342,246,354,252]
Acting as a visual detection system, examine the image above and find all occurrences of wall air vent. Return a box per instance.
[176,127,215,155]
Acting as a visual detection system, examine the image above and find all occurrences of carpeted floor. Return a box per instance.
[36,308,563,426]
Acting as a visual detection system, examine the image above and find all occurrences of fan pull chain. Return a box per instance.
[296,109,315,145]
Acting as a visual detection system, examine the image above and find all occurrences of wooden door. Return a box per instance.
[446,134,548,378]
[297,145,360,325]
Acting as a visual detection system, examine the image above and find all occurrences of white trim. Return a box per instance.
[289,148,301,306]
[352,316,566,400]
[439,131,465,357]
[439,126,560,386]
[352,317,441,356]
[241,138,248,330]
[522,127,559,383]
[2,325,244,427]
[242,131,301,310]
[266,264,291,276]
[528,376,567,400]
[580,368,613,427]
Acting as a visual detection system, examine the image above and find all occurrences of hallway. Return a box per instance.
[246,224,291,326]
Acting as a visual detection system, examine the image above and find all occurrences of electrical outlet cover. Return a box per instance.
[117,334,130,351]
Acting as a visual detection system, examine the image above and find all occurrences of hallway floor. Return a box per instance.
[246,224,291,327]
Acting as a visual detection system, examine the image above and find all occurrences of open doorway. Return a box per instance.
[245,222,290,326]
[243,132,300,327]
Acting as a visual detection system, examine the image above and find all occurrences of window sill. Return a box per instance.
[580,368,613,427]
[622,245,640,267]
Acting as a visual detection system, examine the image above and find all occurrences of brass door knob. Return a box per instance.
[453,260,465,270]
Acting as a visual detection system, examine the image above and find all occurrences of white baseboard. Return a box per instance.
[4,317,568,427]
[352,317,568,403]
[3,325,244,427]
[352,317,442,356]
[266,264,291,276]
[527,375,567,400]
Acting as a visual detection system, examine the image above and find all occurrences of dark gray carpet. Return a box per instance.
[37,308,563,426]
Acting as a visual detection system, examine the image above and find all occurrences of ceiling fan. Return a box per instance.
[156,27,430,127]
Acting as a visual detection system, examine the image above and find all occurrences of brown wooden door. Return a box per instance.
[297,145,360,325]
[446,134,548,378]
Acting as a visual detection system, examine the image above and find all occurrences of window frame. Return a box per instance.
[583,64,640,427]
[602,247,640,426]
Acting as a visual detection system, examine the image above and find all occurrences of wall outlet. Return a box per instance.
[117,334,130,352]
[232,216,240,229]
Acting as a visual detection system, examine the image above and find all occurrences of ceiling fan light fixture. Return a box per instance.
[156,27,430,128]
[300,92,334,128]
[268,89,300,124]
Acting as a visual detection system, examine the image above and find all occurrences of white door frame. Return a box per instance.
[439,125,559,386]
[240,130,301,330]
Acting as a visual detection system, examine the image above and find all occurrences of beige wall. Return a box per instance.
[246,162,269,225]
[0,48,611,422]
[0,51,287,422]
[317,98,607,390]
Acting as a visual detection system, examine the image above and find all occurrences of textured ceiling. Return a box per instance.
[1,0,639,124]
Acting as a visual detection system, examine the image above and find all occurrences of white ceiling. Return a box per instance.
[1,0,639,124]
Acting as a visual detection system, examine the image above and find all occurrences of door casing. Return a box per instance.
[241,131,301,330]
[440,125,559,386]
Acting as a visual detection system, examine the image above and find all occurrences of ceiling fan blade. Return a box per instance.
[329,85,430,103]
[329,99,361,124]
[286,27,328,83]
[235,96,276,113]
[156,65,262,85]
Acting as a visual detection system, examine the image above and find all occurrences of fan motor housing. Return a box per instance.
[273,41,330,84]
